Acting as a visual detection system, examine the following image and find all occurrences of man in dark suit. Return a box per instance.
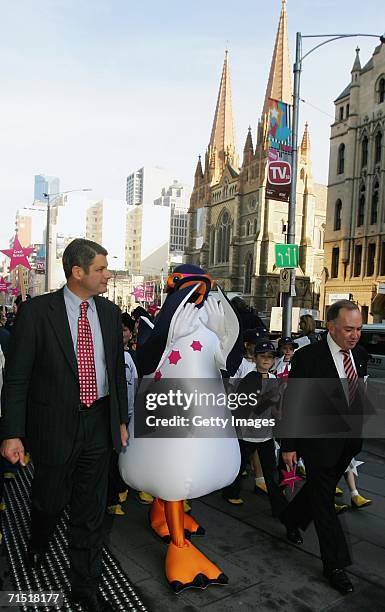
[0,238,128,612]
[280,300,368,595]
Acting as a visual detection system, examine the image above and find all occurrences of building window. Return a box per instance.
[367,243,376,276]
[361,135,368,168]
[346,103,350,117]
[378,77,385,104]
[244,253,253,293]
[334,199,342,230]
[353,245,362,277]
[253,218,258,234]
[380,242,385,276]
[371,182,379,224]
[339,106,344,121]
[246,220,251,236]
[216,210,231,264]
[361,305,369,324]
[331,247,339,278]
[375,131,382,164]
[357,185,365,226]
[209,227,215,264]
[337,143,345,174]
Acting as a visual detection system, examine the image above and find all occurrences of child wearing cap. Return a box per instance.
[223,341,290,523]
[273,337,298,380]
[233,329,267,380]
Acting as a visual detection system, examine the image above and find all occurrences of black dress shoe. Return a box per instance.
[324,568,354,594]
[285,526,303,545]
[68,591,113,612]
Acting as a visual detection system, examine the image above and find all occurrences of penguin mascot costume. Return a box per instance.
[119,264,243,592]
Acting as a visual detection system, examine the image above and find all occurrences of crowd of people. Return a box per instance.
[0,238,373,609]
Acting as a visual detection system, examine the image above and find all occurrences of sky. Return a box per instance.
[0,0,384,247]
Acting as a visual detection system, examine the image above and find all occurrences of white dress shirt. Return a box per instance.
[326,333,357,379]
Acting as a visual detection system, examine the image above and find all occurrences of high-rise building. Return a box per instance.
[34,174,60,203]
[186,0,326,318]
[86,199,126,270]
[154,181,191,267]
[126,167,173,208]
[125,167,179,276]
[321,42,385,322]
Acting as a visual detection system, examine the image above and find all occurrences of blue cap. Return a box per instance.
[254,340,276,354]
[278,336,298,349]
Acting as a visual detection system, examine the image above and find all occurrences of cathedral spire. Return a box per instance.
[262,0,292,115]
[242,127,254,165]
[208,50,238,182]
[300,122,311,162]
[351,46,361,73]
[194,155,204,187]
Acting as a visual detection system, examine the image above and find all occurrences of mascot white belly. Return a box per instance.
[119,286,241,501]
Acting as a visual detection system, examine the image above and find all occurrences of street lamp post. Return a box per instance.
[282,31,385,336]
[43,188,92,292]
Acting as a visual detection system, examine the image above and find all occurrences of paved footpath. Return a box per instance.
[0,441,384,611]
[107,440,385,612]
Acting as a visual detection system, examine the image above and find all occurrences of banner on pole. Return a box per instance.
[266,98,292,203]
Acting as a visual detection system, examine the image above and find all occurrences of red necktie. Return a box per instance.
[340,350,358,404]
[77,301,98,407]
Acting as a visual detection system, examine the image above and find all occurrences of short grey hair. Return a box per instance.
[62,238,107,279]
[326,299,360,322]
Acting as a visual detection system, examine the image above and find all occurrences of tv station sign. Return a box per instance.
[266,149,291,203]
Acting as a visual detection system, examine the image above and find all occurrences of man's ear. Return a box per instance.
[71,266,84,281]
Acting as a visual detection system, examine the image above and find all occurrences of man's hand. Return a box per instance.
[120,424,129,447]
[204,297,225,340]
[0,438,26,466]
[282,451,297,471]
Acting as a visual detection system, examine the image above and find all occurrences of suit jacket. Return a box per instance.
[0,288,128,465]
[280,337,369,467]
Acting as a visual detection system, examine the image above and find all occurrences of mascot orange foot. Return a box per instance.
[164,500,227,593]
[149,497,205,542]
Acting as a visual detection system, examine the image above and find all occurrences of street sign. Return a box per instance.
[279,268,290,293]
[275,244,299,268]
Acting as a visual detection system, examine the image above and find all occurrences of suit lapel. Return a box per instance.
[320,339,350,410]
[319,340,341,378]
[352,347,366,377]
[95,296,113,382]
[47,288,79,380]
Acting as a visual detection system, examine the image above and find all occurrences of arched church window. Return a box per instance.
[253,218,258,234]
[357,184,365,227]
[378,77,385,104]
[244,253,253,294]
[375,131,382,165]
[216,210,231,263]
[361,135,368,168]
[334,199,342,231]
[371,181,379,225]
[246,220,251,236]
[209,226,216,264]
[337,143,345,174]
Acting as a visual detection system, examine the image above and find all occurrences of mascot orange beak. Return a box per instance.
[166,272,213,305]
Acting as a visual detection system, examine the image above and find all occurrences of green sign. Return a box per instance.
[275,244,299,268]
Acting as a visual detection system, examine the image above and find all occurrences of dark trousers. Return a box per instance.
[223,438,288,518]
[107,452,127,507]
[30,399,112,595]
[281,440,357,571]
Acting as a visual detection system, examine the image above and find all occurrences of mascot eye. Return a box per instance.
[173,276,180,283]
